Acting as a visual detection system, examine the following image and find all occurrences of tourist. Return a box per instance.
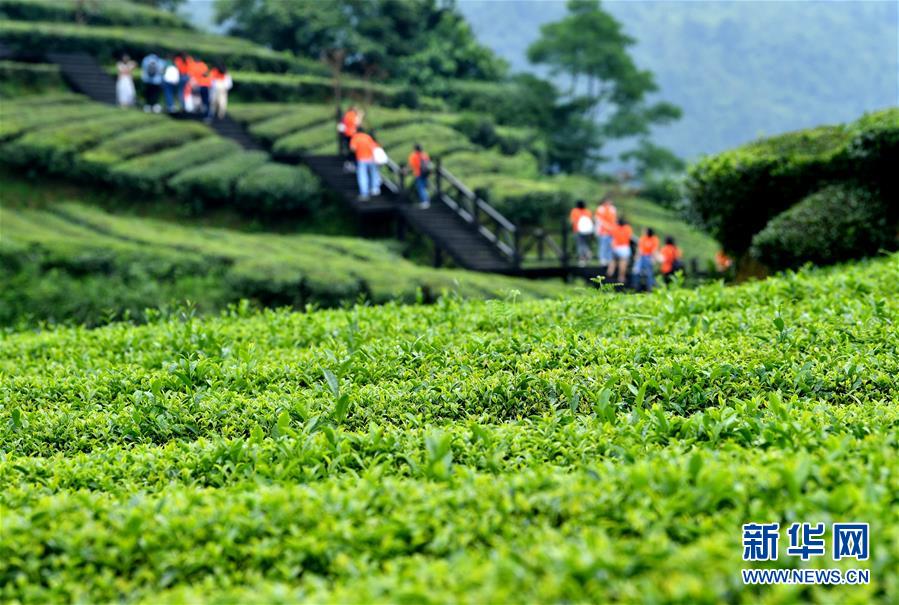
[210,64,232,120]
[715,250,733,273]
[407,143,431,209]
[610,217,634,283]
[594,196,617,273]
[349,128,382,201]
[140,52,164,113]
[162,56,180,113]
[634,227,660,291]
[189,58,212,119]
[339,106,363,171]
[660,236,683,282]
[115,54,137,108]
[173,53,192,111]
[569,200,594,267]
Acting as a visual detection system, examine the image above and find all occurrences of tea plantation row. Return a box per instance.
[0,94,322,216]
[1,194,567,327]
[2,253,897,603]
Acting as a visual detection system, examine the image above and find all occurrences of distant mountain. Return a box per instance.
[458,0,898,160]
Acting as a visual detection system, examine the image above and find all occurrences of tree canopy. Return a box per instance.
[526,0,681,171]
[214,0,506,84]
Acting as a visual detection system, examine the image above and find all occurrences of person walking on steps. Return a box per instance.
[162,55,180,113]
[610,217,634,284]
[594,196,617,275]
[210,64,232,120]
[190,58,213,121]
[570,200,594,267]
[660,236,683,283]
[407,143,431,209]
[339,106,363,172]
[140,52,163,113]
[634,227,660,292]
[350,128,382,201]
[116,54,137,108]
[173,53,192,112]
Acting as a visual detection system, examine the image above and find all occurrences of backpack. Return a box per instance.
[576,215,594,235]
[146,59,158,78]
[419,156,431,178]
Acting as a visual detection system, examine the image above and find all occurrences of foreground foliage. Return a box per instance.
[1,253,897,602]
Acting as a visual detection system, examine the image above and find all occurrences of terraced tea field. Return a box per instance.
[2,253,897,603]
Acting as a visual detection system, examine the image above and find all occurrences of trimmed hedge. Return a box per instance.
[0,111,156,174]
[0,0,190,28]
[0,20,297,72]
[80,120,212,170]
[248,108,333,144]
[168,150,269,210]
[0,100,113,140]
[0,59,64,95]
[442,149,540,181]
[227,71,398,104]
[235,163,321,216]
[271,123,340,159]
[751,184,896,270]
[110,137,242,193]
[687,107,899,254]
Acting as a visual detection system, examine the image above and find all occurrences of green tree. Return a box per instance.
[214,0,505,84]
[526,0,681,168]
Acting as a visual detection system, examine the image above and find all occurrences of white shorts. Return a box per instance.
[612,245,631,260]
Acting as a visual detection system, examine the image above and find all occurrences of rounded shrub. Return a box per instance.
[235,163,322,216]
[751,183,895,270]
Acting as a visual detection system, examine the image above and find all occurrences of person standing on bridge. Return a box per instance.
[570,200,594,267]
[339,106,363,172]
[115,54,137,108]
[594,196,617,273]
[610,217,634,284]
[350,128,382,201]
[407,143,431,209]
[660,236,683,282]
[210,64,232,120]
[634,227,660,291]
[140,52,163,113]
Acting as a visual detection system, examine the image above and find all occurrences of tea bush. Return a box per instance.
[0,200,568,327]
[0,0,190,28]
[234,163,321,216]
[686,107,899,254]
[110,137,243,193]
[168,150,269,210]
[1,253,896,602]
[751,184,895,270]
[0,20,297,72]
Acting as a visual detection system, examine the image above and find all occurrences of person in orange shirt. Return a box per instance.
[569,200,594,266]
[594,197,617,270]
[407,143,431,209]
[634,227,660,291]
[610,217,633,283]
[659,236,683,282]
[715,250,733,273]
[172,53,191,112]
[339,106,363,171]
[349,128,381,201]
[189,59,212,120]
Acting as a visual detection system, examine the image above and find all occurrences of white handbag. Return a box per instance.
[373,146,389,166]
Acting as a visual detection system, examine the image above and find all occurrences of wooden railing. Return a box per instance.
[334,119,706,275]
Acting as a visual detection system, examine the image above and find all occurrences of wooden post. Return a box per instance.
[536,228,544,261]
[690,258,699,276]
[513,228,522,268]
[435,158,443,203]
[335,106,342,156]
[560,218,569,268]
